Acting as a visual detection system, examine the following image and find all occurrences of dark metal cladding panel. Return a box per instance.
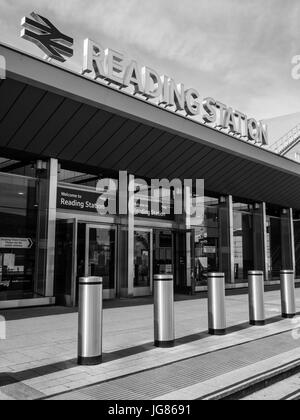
[285,176,300,200]
[114,128,165,170]
[141,136,187,177]
[207,162,265,198]
[103,124,153,170]
[206,159,254,193]
[27,99,82,154]
[168,148,216,180]
[8,92,67,151]
[58,109,113,161]
[0,79,27,122]
[197,155,237,183]
[155,143,209,179]
[128,132,176,174]
[246,170,296,202]
[86,119,140,166]
[179,149,229,180]
[149,140,197,179]
[229,163,281,199]
[50,104,97,157]
[195,155,251,187]
[72,114,127,163]
[126,132,180,176]
[0,85,45,148]
[238,166,278,198]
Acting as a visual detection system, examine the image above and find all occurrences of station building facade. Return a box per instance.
[0,42,300,309]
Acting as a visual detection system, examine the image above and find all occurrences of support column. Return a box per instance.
[253,203,267,280]
[228,196,235,283]
[218,196,234,283]
[127,174,135,297]
[281,208,294,271]
[174,215,188,292]
[184,183,193,293]
[186,230,192,290]
[34,159,58,297]
[262,203,269,281]
[290,209,296,274]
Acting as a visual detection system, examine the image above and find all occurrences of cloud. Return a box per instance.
[0,0,299,119]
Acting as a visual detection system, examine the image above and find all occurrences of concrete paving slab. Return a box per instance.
[0,289,299,400]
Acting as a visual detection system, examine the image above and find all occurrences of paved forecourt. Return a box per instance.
[0,289,299,400]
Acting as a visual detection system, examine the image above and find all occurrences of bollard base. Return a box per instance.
[78,355,102,366]
[154,340,175,348]
[209,329,226,336]
[282,313,296,319]
[250,320,265,326]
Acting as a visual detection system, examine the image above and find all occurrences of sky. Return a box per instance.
[0,0,300,120]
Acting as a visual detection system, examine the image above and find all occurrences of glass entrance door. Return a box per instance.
[266,216,282,280]
[295,220,300,278]
[54,219,77,306]
[153,230,174,276]
[85,225,116,299]
[133,229,153,296]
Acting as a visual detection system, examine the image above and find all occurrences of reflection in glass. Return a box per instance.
[153,230,173,275]
[88,228,116,290]
[193,197,219,286]
[54,220,74,301]
[266,216,282,279]
[233,203,254,282]
[134,231,151,288]
[294,220,300,278]
[0,173,38,301]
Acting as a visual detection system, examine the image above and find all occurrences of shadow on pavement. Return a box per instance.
[0,284,290,321]
[1,312,297,392]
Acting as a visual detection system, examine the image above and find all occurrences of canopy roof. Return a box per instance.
[1,43,300,209]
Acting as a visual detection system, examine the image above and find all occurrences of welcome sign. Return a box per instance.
[57,186,174,220]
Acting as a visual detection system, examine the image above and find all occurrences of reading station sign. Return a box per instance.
[21,12,268,146]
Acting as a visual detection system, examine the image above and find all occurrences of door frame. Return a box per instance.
[85,223,117,300]
[133,227,153,297]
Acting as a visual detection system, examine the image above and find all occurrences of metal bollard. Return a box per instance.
[154,274,175,348]
[248,271,265,326]
[78,277,103,366]
[280,270,296,318]
[207,273,226,335]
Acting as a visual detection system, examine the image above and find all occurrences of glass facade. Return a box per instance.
[233,203,254,282]
[0,173,38,301]
[54,220,75,304]
[294,219,300,278]
[266,215,282,280]
[153,230,173,276]
[88,227,116,290]
[193,197,219,286]
[0,163,299,307]
[134,230,151,288]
